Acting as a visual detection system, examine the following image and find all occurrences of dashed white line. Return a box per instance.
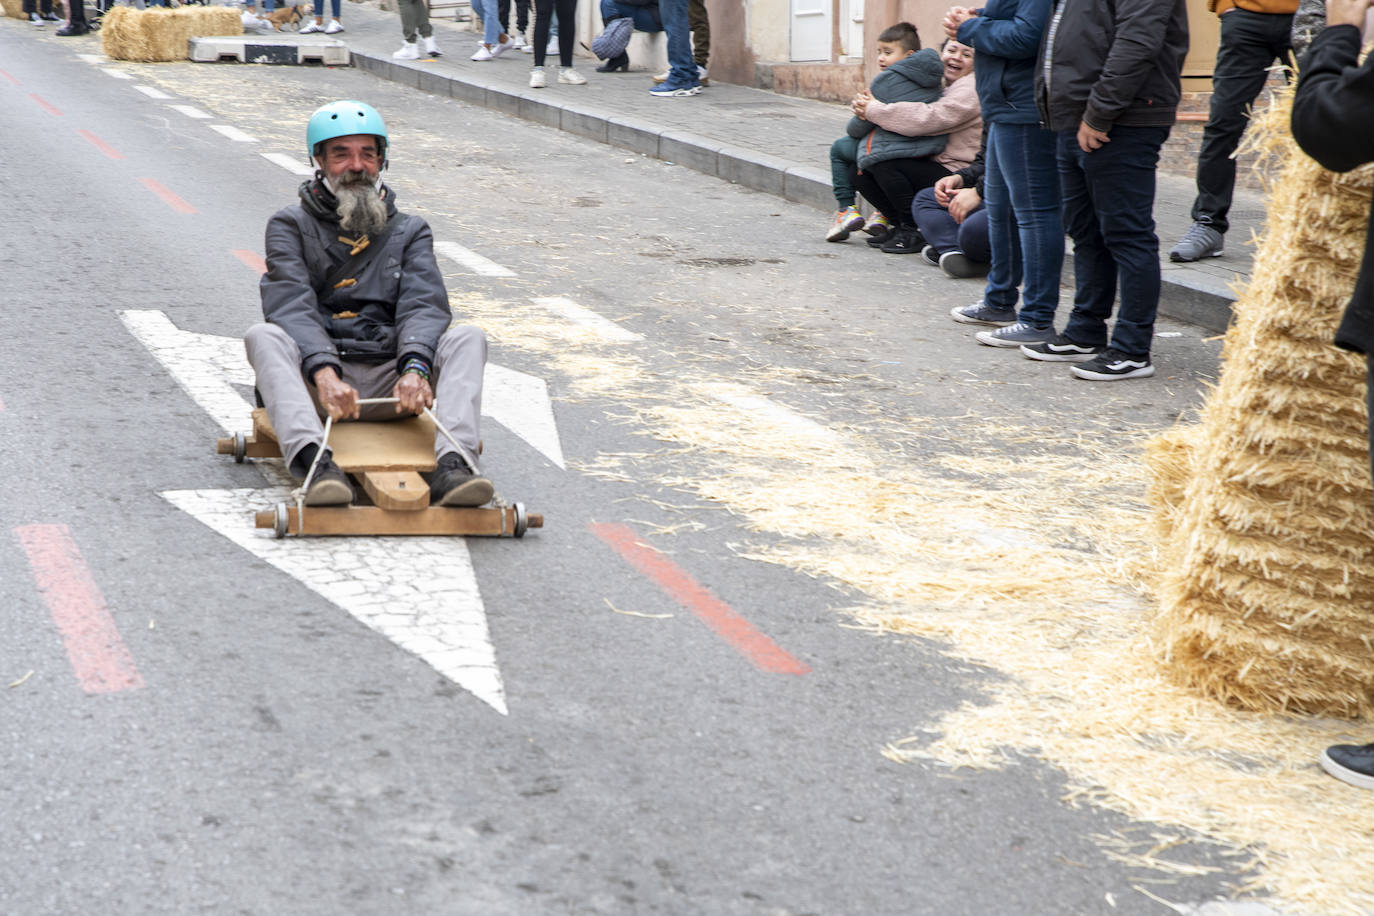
[101,69,133,80]
[210,124,257,143]
[532,296,643,342]
[260,152,314,176]
[696,382,842,444]
[77,54,104,64]
[169,104,212,120]
[433,240,517,278]
[134,85,172,99]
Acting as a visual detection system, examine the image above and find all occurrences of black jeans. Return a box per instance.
[533,0,577,67]
[1191,8,1293,235]
[499,0,530,34]
[851,156,952,228]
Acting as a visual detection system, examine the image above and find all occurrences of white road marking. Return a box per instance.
[162,487,508,715]
[170,104,213,120]
[433,240,517,278]
[210,124,258,143]
[532,296,643,342]
[484,363,565,469]
[134,85,172,99]
[77,54,105,64]
[696,382,841,444]
[102,69,134,80]
[261,152,315,176]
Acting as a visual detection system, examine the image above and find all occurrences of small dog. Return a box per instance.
[262,4,304,30]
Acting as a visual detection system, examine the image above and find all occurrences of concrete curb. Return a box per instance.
[354,49,1235,335]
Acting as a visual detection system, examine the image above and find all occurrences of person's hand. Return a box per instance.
[943,6,976,40]
[1077,120,1111,152]
[933,174,964,206]
[313,367,361,421]
[1326,0,1373,28]
[851,88,872,119]
[949,187,981,224]
[393,371,434,416]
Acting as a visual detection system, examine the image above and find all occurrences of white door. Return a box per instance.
[840,0,864,60]
[790,0,831,62]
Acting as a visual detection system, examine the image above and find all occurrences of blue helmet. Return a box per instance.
[306,100,388,167]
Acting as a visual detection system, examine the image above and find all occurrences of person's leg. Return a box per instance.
[532,0,552,64]
[830,135,860,208]
[998,122,1063,329]
[912,187,960,253]
[1086,125,1170,357]
[415,0,432,39]
[659,0,697,86]
[851,170,898,227]
[687,0,709,71]
[330,0,341,20]
[516,0,529,33]
[957,206,990,263]
[1191,9,1292,235]
[244,324,326,478]
[498,0,510,33]
[431,326,489,461]
[1058,130,1117,348]
[867,157,951,228]
[981,123,1022,312]
[556,0,576,66]
[398,0,418,42]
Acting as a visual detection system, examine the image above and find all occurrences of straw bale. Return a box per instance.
[2,0,26,20]
[102,6,241,62]
[1149,88,1374,717]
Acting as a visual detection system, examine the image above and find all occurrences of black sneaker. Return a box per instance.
[57,21,90,34]
[1020,333,1104,362]
[1322,742,1374,790]
[939,250,988,279]
[880,226,924,254]
[42,11,62,20]
[950,300,1017,326]
[865,228,892,248]
[1070,347,1155,380]
[29,12,45,26]
[430,452,495,507]
[920,244,941,267]
[304,455,354,506]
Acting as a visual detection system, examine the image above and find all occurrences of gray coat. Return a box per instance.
[847,49,949,170]
[259,180,452,382]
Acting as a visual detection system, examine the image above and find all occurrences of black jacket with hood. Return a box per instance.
[1034,0,1189,133]
[259,178,452,382]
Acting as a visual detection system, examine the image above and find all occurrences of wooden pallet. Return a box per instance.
[217,409,542,538]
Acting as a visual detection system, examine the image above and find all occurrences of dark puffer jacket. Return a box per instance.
[259,179,452,382]
[847,49,948,169]
[1034,0,1189,133]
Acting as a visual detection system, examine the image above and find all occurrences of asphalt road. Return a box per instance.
[0,23,1245,916]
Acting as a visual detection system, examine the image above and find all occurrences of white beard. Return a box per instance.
[334,173,388,235]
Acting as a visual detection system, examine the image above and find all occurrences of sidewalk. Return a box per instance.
[294,1,1263,334]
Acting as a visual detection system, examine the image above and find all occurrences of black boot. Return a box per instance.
[596,52,629,73]
[430,452,494,507]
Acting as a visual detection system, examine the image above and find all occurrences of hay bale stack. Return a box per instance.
[101,6,241,62]
[2,0,28,20]
[1150,91,1374,717]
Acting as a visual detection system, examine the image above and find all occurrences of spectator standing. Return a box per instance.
[1169,0,1297,262]
[500,0,532,47]
[652,0,710,84]
[651,0,701,96]
[300,0,345,34]
[393,0,440,58]
[945,0,1064,350]
[1291,0,1374,789]
[470,0,516,61]
[1027,0,1188,379]
[530,0,583,86]
[22,0,60,26]
[57,0,91,34]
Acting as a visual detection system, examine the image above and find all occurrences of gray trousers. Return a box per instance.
[398,0,432,41]
[245,322,486,478]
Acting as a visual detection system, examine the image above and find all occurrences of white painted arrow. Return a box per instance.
[121,309,562,715]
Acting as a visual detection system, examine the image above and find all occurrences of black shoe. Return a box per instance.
[1322,742,1374,789]
[42,11,62,20]
[864,227,892,248]
[880,226,924,254]
[596,52,629,72]
[1020,333,1104,363]
[1070,347,1155,381]
[303,454,354,506]
[939,250,989,279]
[430,452,495,507]
[29,12,45,26]
[920,244,941,267]
[57,21,90,34]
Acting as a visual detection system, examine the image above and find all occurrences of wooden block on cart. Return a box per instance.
[251,408,437,472]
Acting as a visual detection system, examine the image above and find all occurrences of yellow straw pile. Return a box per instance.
[1150,90,1374,716]
[101,5,241,62]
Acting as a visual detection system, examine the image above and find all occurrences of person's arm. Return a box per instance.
[956,0,1051,60]
[864,76,980,138]
[1081,0,1177,133]
[1292,17,1374,171]
[390,219,451,414]
[259,211,342,384]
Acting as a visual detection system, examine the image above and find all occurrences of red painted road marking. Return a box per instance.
[77,129,125,161]
[139,178,197,214]
[232,250,267,274]
[0,70,19,86]
[14,524,145,694]
[590,522,810,675]
[30,93,61,116]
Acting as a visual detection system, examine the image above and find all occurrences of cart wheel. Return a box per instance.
[273,503,290,539]
[233,432,247,464]
[513,502,528,539]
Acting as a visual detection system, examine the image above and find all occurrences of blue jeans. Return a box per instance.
[981,121,1062,322]
[312,0,341,18]
[601,0,660,31]
[472,0,501,44]
[660,0,697,86]
[912,187,989,262]
[1057,125,1170,357]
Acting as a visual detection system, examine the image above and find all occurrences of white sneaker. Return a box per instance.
[422,34,440,56]
[653,66,709,86]
[393,41,419,59]
[652,69,668,83]
[522,39,535,53]
[557,67,586,84]
[546,37,557,53]
[471,43,495,61]
[324,18,343,33]
[492,36,515,57]
[510,30,527,48]
[528,66,546,88]
[299,19,323,32]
